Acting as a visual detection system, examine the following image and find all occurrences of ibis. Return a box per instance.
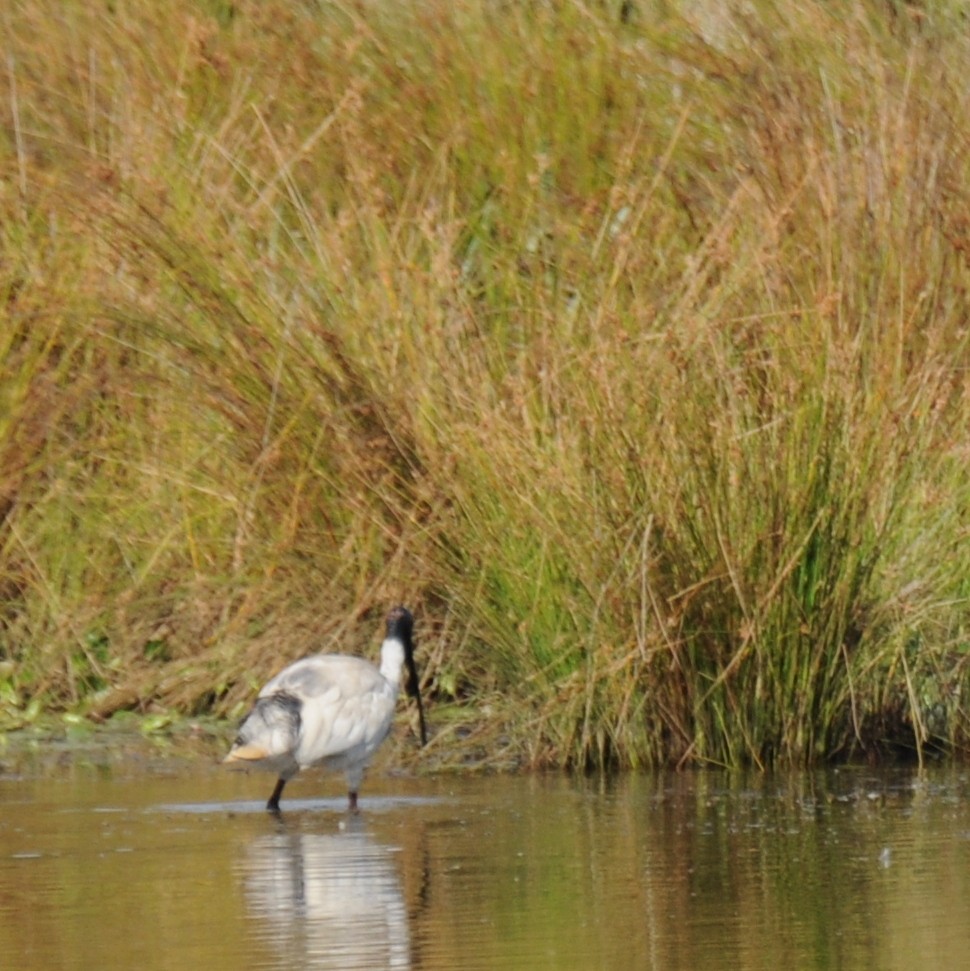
[224,605,427,812]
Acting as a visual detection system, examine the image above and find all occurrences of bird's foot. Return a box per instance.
[267,777,286,813]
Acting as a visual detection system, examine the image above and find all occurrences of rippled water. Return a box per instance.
[1,739,969,970]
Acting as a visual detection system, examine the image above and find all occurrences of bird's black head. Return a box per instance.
[386,605,414,644]
[386,605,427,747]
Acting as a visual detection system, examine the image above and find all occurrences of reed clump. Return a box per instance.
[1,0,968,767]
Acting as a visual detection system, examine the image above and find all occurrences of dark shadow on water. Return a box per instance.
[150,794,444,815]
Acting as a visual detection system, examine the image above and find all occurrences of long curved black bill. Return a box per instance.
[404,651,428,746]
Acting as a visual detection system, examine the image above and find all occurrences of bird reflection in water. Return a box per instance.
[239,821,411,970]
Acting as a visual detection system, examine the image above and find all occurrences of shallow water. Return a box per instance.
[1,741,968,970]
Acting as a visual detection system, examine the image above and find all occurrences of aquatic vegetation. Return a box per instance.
[1,0,968,768]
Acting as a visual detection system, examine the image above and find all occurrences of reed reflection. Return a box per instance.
[239,821,410,970]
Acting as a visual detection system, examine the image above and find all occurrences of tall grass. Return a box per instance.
[1,0,968,767]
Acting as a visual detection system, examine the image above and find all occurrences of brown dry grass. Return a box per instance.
[1,0,968,768]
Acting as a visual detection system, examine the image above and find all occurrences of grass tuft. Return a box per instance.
[1,0,968,767]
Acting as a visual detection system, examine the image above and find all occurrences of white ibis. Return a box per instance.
[224,605,427,812]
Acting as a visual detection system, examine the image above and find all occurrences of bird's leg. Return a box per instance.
[348,790,359,813]
[267,777,286,813]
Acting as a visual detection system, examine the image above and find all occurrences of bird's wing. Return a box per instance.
[259,654,383,699]
[260,655,396,762]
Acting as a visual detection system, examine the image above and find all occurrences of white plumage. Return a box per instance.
[224,605,427,812]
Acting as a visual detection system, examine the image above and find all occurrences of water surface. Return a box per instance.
[1,739,968,970]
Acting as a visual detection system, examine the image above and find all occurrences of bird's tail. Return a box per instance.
[223,692,302,764]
